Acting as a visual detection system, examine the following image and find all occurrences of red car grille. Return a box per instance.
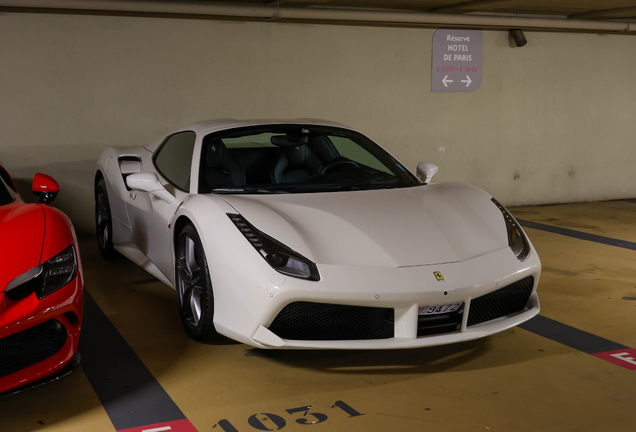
[0,319,68,378]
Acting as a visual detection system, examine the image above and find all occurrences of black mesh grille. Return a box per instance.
[268,302,394,340]
[0,319,67,378]
[467,277,534,327]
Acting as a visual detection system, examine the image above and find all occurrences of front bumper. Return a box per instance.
[0,274,83,394]
[211,245,541,349]
[0,352,80,398]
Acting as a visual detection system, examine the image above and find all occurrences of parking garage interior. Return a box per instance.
[1,1,636,431]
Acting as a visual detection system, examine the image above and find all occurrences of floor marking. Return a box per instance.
[118,419,198,432]
[594,349,636,370]
[519,315,626,354]
[520,315,636,370]
[79,292,198,431]
[518,219,636,251]
[516,218,636,369]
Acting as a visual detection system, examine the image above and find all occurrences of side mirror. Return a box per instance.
[33,173,60,204]
[126,172,175,204]
[416,162,439,185]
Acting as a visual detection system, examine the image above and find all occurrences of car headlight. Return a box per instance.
[491,198,530,261]
[4,245,78,301]
[228,214,320,281]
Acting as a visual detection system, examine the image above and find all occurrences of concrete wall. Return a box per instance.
[1,11,635,234]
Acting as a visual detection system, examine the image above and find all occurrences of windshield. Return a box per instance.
[0,175,17,206]
[198,124,420,194]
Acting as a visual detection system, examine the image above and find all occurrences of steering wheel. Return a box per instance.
[320,159,359,174]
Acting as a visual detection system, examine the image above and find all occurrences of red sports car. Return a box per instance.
[0,162,83,395]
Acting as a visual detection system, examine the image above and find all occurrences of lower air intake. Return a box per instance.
[268,301,394,340]
[0,319,68,378]
[417,304,464,337]
[467,276,535,327]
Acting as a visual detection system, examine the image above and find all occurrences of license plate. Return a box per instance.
[418,302,462,315]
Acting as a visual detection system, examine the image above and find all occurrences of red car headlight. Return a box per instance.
[5,245,78,301]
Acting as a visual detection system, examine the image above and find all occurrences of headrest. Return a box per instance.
[207,140,226,167]
[287,145,310,165]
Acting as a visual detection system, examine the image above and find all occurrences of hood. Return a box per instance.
[0,203,46,292]
[218,184,509,268]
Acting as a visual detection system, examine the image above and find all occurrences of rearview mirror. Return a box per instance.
[416,162,439,185]
[33,173,60,204]
[126,172,175,204]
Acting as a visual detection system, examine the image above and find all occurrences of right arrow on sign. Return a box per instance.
[442,75,453,87]
[461,76,472,87]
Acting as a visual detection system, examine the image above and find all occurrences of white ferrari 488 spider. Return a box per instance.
[95,119,540,349]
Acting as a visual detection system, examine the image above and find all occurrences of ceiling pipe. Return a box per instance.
[0,0,634,34]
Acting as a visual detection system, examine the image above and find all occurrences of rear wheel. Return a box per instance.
[175,224,217,342]
[95,178,118,259]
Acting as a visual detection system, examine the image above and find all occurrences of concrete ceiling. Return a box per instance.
[2,1,636,32]
[183,0,636,21]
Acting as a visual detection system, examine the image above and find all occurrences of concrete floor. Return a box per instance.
[2,200,636,432]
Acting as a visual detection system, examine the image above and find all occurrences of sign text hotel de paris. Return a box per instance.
[432,29,483,93]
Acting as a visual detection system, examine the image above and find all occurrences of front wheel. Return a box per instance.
[175,224,218,342]
[95,178,118,259]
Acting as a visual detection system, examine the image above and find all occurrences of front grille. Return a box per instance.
[467,277,534,327]
[417,304,464,337]
[268,301,394,340]
[0,319,68,378]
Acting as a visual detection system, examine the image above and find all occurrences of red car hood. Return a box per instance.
[0,202,46,293]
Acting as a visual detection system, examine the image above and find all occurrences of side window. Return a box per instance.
[0,176,16,206]
[154,131,196,191]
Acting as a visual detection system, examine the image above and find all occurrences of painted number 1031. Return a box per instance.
[213,400,364,431]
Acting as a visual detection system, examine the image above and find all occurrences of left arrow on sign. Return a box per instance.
[461,76,472,87]
[442,75,453,87]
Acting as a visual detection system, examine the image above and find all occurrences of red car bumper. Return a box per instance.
[0,265,83,395]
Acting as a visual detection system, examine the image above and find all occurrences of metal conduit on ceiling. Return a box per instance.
[0,0,635,33]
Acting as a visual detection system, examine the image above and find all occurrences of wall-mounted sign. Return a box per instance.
[432,29,483,93]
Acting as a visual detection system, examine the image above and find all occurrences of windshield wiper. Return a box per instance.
[210,187,289,194]
[288,183,398,193]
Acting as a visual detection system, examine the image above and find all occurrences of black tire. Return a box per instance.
[175,224,218,342]
[95,177,118,260]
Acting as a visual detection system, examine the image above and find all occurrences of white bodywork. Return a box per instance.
[96,119,540,349]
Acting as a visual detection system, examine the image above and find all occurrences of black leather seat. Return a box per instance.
[205,140,246,188]
[271,144,323,184]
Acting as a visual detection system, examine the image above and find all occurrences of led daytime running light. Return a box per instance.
[228,214,320,281]
[491,198,530,261]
